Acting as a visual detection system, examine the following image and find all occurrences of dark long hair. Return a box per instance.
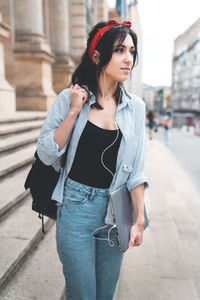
[147,111,155,122]
[71,21,138,109]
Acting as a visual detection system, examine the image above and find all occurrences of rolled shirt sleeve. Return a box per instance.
[37,88,71,166]
[126,101,150,192]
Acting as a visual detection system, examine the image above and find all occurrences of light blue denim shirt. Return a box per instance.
[37,86,149,224]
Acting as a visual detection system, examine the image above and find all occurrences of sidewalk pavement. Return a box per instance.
[114,139,200,300]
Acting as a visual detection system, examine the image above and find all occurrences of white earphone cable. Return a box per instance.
[91,68,121,247]
[101,67,121,178]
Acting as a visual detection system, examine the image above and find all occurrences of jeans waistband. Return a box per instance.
[65,177,110,196]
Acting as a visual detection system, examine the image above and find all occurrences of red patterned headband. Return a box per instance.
[88,19,132,63]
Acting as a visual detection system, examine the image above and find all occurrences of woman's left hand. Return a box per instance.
[128,223,144,249]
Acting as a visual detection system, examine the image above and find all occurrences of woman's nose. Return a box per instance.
[124,51,133,63]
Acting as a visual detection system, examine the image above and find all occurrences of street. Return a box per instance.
[149,127,200,194]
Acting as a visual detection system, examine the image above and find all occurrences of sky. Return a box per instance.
[108,0,200,87]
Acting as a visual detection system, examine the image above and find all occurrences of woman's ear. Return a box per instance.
[92,50,100,65]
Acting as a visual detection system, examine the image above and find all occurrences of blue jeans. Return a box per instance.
[165,128,172,146]
[56,177,124,300]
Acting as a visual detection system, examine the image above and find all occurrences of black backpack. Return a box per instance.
[24,145,69,233]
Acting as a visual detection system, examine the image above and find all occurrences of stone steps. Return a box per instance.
[0,112,46,124]
[0,120,44,136]
[0,129,40,154]
[0,144,36,179]
[0,195,54,292]
[0,223,65,300]
[0,165,32,221]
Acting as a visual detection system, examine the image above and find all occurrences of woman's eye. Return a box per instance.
[114,48,135,56]
[114,48,123,53]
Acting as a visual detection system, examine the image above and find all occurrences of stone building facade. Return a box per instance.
[0,0,142,113]
[172,17,200,115]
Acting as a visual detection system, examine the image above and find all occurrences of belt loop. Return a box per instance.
[89,188,95,200]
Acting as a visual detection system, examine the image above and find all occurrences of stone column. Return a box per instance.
[49,0,75,93]
[96,0,108,23]
[0,13,16,113]
[0,0,16,88]
[69,0,87,62]
[91,0,98,27]
[13,0,56,111]
[91,0,108,25]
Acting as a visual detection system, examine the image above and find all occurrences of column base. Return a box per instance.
[52,56,75,94]
[0,81,16,113]
[16,94,55,111]
[14,48,57,111]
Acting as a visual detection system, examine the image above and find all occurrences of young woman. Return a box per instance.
[37,19,149,300]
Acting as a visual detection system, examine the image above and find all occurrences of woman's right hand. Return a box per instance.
[70,84,89,114]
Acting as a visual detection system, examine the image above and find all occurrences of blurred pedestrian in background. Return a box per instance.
[163,113,173,146]
[146,111,156,140]
[154,113,161,133]
[185,112,194,132]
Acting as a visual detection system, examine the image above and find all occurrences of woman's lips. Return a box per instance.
[121,68,130,72]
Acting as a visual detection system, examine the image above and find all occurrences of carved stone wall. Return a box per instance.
[0,0,108,112]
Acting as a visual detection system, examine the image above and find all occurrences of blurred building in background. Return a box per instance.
[142,83,171,113]
[172,17,200,122]
[142,83,156,109]
[154,86,171,114]
[0,0,108,113]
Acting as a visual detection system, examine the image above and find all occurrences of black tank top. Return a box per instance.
[68,120,122,188]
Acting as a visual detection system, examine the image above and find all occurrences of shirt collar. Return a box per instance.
[120,86,132,110]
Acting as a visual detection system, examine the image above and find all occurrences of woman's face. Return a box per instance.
[104,34,135,82]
